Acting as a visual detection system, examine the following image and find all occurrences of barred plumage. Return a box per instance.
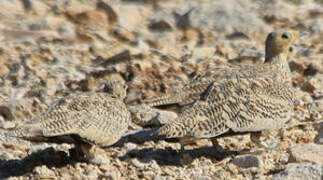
[8,80,130,162]
[156,30,301,150]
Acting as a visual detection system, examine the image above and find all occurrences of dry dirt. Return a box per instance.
[0,0,322,179]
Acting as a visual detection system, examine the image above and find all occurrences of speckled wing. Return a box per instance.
[9,93,131,146]
[199,76,294,133]
[157,73,294,139]
[143,64,252,107]
[74,95,131,146]
[7,93,86,139]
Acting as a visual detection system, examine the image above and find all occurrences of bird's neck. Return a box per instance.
[265,53,289,69]
[265,53,292,83]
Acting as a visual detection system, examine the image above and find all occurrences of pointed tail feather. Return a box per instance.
[7,123,43,138]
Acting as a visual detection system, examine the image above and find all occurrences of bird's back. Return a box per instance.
[8,92,131,146]
[156,64,294,138]
[143,64,264,107]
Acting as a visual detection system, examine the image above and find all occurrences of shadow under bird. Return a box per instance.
[154,30,305,152]
[7,80,131,163]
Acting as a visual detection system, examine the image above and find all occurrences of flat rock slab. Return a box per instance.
[232,155,262,169]
[273,163,323,180]
[288,143,323,164]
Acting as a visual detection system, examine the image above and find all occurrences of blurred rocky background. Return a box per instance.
[0,0,322,179]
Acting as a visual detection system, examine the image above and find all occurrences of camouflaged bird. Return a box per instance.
[156,30,302,150]
[143,33,298,109]
[143,64,259,108]
[8,80,130,162]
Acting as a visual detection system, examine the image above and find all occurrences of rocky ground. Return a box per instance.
[0,0,322,179]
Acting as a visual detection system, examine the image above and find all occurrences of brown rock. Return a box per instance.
[0,65,9,76]
[183,29,199,41]
[99,164,110,172]
[101,50,131,65]
[149,10,173,32]
[0,105,14,121]
[301,78,319,93]
[304,62,320,76]
[288,143,323,164]
[215,43,235,59]
[289,60,307,73]
[149,20,172,31]
[180,153,194,166]
[96,1,118,24]
[67,10,109,30]
[113,28,136,42]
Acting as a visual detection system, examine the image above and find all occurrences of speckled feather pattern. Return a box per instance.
[9,90,130,147]
[156,30,299,140]
[144,64,269,107]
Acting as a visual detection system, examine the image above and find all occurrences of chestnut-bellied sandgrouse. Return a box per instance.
[155,30,302,151]
[7,80,130,162]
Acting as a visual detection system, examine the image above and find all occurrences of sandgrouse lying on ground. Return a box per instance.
[7,80,130,162]
[155,30,303,151]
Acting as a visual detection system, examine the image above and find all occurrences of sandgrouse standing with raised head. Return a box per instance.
[155,30,302,151]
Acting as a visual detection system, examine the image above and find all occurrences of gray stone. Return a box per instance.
[288,143,323,164]
[232,155,261,168]
[232,155,261,169]
[273,163,323,180]
[239,49,264,60]
[180,0,271,33]
[315,123,323,144]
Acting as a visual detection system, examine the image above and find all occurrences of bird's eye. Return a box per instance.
[281,33,290,39]
[268,32,274,40]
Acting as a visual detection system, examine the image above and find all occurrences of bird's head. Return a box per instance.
[103,80,128,100]
[265,30,305,63]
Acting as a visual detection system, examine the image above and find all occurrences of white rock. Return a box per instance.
[28,144,51,154]
[0,121,15,129]
[124,142,137,151]
[179,0,271,33]
[273,163,323,180]
[89,154,110,165]
[288,143,323,164]
[131,158,146,169]
[33,165,55,177]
